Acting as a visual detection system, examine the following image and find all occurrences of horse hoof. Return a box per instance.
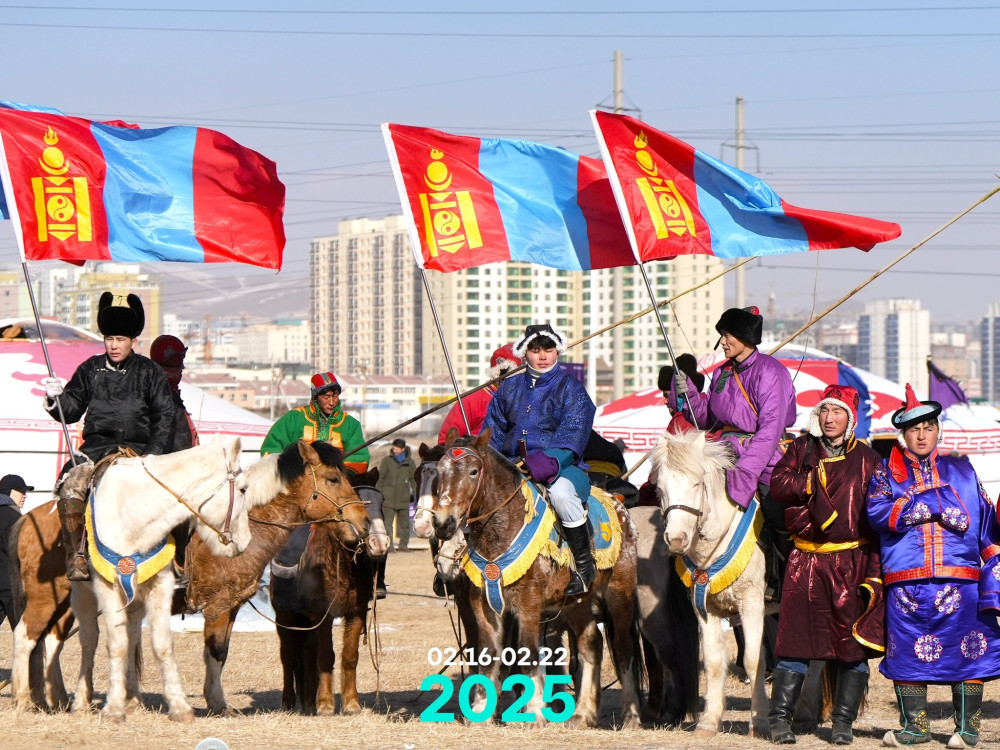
[125,697,142,714]
[620,714,642,730]
[341,702,362,715]
[694,727,718,738]
[169,709,195,724]
[101,711,126,725]
[567,715,598,729]
[316,702,335,717]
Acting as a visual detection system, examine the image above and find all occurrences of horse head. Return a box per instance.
[190,437,252,558]
[350,469,390,558]
[434,533,468,584]
[654,429,734,556]
[431,429,493,541]
[412,442,446,539]
[295,440,372,551]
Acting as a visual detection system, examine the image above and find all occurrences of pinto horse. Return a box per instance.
[653,428,769,738]
[429,430,642,728]
[269,471,388,715]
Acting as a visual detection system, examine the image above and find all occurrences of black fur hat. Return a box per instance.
[658,353,705,393]
[715,306,763,347]
[97,292,144,338]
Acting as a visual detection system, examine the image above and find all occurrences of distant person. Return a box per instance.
[149,334,200,452]
[41,292,175,581]
[438,345,522,444]
[377,439,417,555]
[0,474,31,629]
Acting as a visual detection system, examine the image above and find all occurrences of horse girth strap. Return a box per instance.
[140,449,241,547]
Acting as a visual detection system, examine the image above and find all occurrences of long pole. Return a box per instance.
[20,262,77,468]
[734,96,746,309]
[612,50,626,400]
[769,183,1000,355]
[419,268,470,432]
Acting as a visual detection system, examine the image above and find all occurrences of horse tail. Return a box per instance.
[666,555,701,721]
[9,514,27,624]
[821,661,836,722]
[627,599,647,712]
[133,641,144,683]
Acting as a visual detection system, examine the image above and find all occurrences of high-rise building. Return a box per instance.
[982,301,1000,404]
[858,298,930,393]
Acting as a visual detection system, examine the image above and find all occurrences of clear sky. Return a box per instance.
[1,1,998,325]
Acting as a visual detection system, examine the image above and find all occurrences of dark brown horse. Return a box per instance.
[429,430,642,727]
[269,473,387,715]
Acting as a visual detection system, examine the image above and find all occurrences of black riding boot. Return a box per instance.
[768,668,806,744]
[56,465,92,582]
[948,681,983,749]
[563,521,595,598]
[830,669,869,745]
[884,683,930,747]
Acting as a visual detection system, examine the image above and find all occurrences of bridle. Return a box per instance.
[439,446,525,526]
[661,474,714,542]
[412,459,439,525]
[142,447,242,547]
[303,463,370,542]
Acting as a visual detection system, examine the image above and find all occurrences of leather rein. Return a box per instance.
[440,447,528,526]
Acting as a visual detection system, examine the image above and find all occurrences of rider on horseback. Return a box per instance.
[41,292,175,582]
[482,323,597,598]
[437,344,522,443]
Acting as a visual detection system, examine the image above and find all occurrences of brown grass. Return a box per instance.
[1,544,998,750]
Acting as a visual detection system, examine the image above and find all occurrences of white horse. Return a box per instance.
[68,439,251,723]
[654,428,768,738]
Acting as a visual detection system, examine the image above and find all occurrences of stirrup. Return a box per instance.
[564,570,591,598]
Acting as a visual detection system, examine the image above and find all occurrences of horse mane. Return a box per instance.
[653,429,735,482]
[246,441,347,508]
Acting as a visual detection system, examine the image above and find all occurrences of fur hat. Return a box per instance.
[149,335,187,368]
[310,372,341,400]
[807,384,860,438]
[715,306,763,347]
[891,383,942,431]
[97,292,144,338]
[657,353,705,393]
[513,323,568,358]
[488,344,523,379]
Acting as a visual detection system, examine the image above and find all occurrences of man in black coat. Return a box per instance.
[41,292,175,580]
[0,474,32,629]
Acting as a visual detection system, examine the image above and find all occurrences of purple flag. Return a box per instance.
[928,360,969,412]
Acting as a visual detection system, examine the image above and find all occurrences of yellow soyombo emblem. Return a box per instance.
[632,132,696,240]
[30,127,92,243]
[418,147,483,258]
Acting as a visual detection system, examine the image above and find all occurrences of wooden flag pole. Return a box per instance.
[419,268,471,434]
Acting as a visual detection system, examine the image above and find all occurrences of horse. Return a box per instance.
[269,471,388,715]
[653,428,768,738]
[427,429,642,728]
[186,440,378,716]
[62,439,252,723]
[9,439,370,715]
[627,505,701,727]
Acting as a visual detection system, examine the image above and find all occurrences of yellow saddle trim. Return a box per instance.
[85,503,176,587]
[463,486,623,589]
[675,507,763,595]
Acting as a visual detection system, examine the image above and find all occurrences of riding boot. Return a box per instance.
[830,669,869,745]
[563,520,596,598]
[947,681,983,749]
[768,667,806,744]
[884,683,930,747]
[56,466,92,582]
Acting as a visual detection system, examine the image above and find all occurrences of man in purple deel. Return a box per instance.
[673,305,797,602]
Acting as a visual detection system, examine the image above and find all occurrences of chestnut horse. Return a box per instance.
[269,473,388,715]
[428,430,642,728]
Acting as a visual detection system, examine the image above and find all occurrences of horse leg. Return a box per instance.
[563,611,602,728]
[275,610,300,711]
[97,586,130,723]
[695,613,725,736]
[11,618,41,709]
[605,592,643,728]
[339,612,364,714]
[124,610,144,713]
[145,573,194,723]
[41,629,70,711]
[738,591,769,739]
[70,582,100,713]
[315,615,336,716]
[467,595,503,722]
[203,607,239,715]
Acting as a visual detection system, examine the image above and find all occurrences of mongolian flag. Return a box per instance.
[590,110,901,262]
[0,102,286,270]
[382,123,634,273]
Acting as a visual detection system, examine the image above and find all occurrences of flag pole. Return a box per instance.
[419,268,471,433]
[20,262,78,468]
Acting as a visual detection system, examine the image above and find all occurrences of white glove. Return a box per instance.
[674,375,689,397]
[43,376,64,399]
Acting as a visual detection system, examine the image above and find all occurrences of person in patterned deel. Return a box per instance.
[866,384,1000,748]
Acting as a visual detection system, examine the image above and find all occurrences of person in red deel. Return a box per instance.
[437,344,522,444]
[149,335,200,453]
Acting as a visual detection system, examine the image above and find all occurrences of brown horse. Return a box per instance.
[9,439,368,714]
[429,430,642,728]
[269,474,386,715]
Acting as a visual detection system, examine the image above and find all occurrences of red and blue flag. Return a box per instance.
[0,102,285,269]
[591,110,901,262]
[382,123,634,273]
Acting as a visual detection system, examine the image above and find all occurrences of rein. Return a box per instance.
[441,446,527,526]
[141,448,241,547]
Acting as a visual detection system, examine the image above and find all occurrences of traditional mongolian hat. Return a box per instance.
[310,372,341,399]
[658,353,705,393]
[149,335,187,368]
[97,292,144,338]
[891,383,942,431]
[488,344,523,379]
[715,306,763,347]
[807,384,861,438]
[513,323,568,358]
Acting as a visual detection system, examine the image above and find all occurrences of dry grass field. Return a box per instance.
[1,543,999,750]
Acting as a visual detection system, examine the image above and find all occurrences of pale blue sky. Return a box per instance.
[1,1,998,323]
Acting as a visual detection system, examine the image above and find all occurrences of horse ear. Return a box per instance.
[418,442,430,460]
[298,438,321,466]
[444,427,459,447]
[474,427,491,451]
[693,431,706,449]
[228,437,242,466]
